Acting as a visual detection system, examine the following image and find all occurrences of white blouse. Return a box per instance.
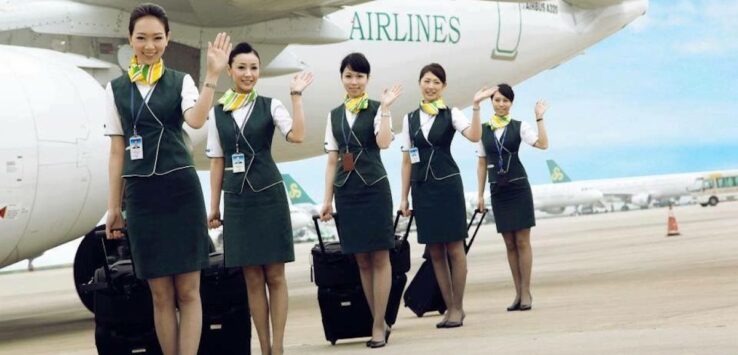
[323,108,390,152]
[400,107,470,151]
[205,99,293,158]
[476,121,539,157]
[104,74,199,136]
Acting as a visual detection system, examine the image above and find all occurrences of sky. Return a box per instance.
[4,0,737,272]
[277,0,738,203]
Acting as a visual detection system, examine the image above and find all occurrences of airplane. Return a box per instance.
[465,180,604,217]
[545,159,738,209]
[0,0,649,311]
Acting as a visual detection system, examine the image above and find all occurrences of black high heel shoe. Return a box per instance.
[366,326,390,348]
[507,299,521,312]
[519,294,533,311]
[440,311,465,328]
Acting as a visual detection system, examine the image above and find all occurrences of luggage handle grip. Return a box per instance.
[312,213,337,253]
[393,210,414,242]
[465,208,489,253]
[94,229,136,287]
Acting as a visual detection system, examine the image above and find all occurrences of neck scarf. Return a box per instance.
[128,56,164,85]
[344,93,369,114]
[490,114,511,129]
[420,98,447,116]
[219,89,258,112]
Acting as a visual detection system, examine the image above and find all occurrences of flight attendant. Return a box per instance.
[475,84,549,312]
[399,63,482,328]
[319,52,402,348]
[206,42,313,355]
[104,4,230,355]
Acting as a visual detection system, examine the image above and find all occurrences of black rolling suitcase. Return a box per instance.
[403,209,488,318]
[199,252,251,355]
[317,273,407,345]
[310,211,413,287]
[80,231,162,355]
[311,212,413,344]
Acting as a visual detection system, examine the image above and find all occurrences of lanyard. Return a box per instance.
[231,102,256,153]
[411,112,436,149]
[129,83,155,136]
[340,109,353,153]
[494,127,508,173]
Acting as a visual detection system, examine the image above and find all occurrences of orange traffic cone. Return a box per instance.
[666,205,680,237]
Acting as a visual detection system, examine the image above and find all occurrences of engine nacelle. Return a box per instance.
[0,45,108,267]
[630,193,652,208]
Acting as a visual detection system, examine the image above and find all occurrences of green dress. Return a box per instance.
[406,108,468,244]
[329,101,395,254]
[213,97,295,267]
[110,69,210,280]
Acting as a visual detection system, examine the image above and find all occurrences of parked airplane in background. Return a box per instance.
[465,179,604,217]
[545,160,738,209]
[0,0,649,310]
[283,174,321,216]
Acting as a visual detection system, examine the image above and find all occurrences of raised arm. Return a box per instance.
[376,85,402,149]
[533,100,549,150]
[464,86,496,142]
[286,72,314,143]
[183,32,231,129]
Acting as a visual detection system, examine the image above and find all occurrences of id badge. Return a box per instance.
[232,153,246,173]
[342,152,355,172]
[409,147,420,164]
[129,135,143,160]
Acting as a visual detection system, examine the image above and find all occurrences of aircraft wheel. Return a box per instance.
[700,203,708,207]
[73,225,107,313]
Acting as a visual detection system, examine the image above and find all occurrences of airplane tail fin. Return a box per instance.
[546,160,572,184]
[282,174,316,205]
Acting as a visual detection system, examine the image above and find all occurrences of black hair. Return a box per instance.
[340,52,371,75]
[494,83,515,102]
[419,63,446,84]
[229,42,261,66]
[129,3,169,36]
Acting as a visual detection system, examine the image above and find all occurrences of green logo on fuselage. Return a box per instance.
[350,12,461,44]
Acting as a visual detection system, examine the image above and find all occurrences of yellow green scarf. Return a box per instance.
[420,98,447,116]
[490,114,511,129]
[219,89,257,112]
[127,56,164,85]
[344,93,369,114]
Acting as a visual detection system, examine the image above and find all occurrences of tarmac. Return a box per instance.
[1,203,737,354]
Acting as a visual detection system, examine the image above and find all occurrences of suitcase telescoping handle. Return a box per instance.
[312,213,337,254]
[393,210,414,242]
[94,229,137,285]
[465,208,489,253]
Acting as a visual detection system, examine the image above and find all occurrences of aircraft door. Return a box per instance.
[492,2,522,60]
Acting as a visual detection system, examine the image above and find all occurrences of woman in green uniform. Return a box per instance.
[319,52,402,348]
[475,84,549,312]
[206,42,313,355]
[399,63,483,328]
[104,4,230,355]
